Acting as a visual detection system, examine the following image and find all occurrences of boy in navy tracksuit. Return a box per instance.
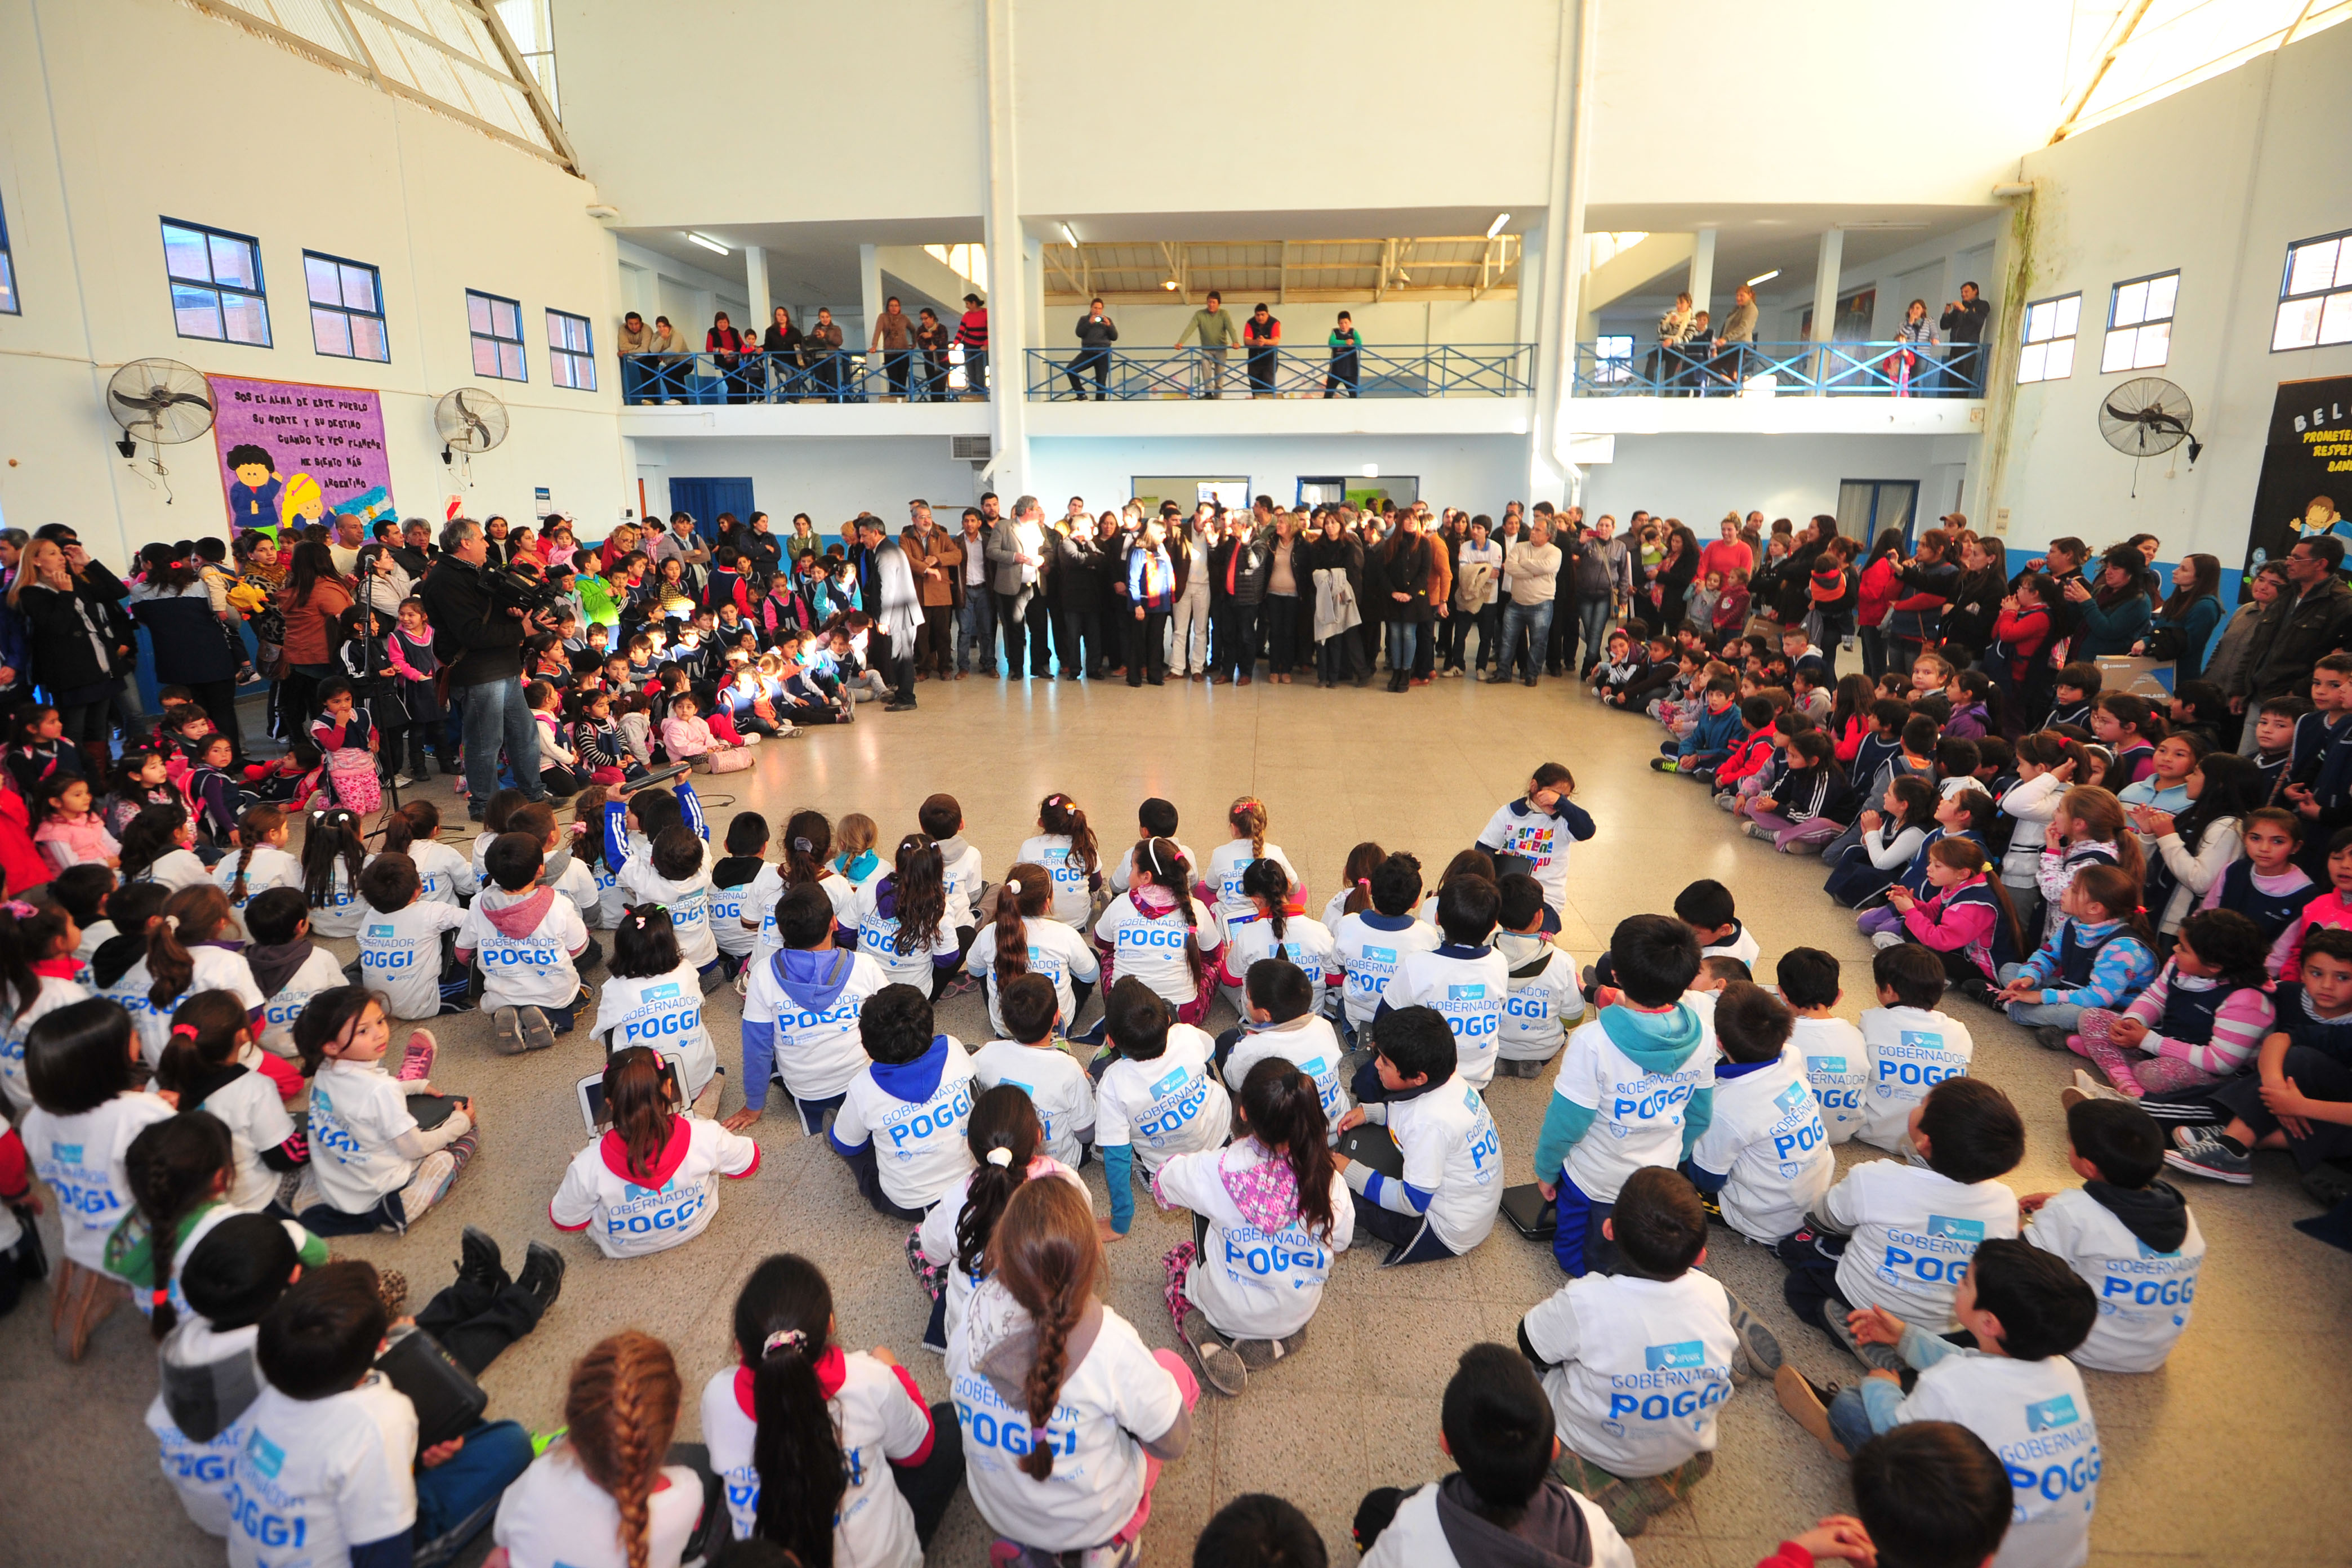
[1658,676,1744,777]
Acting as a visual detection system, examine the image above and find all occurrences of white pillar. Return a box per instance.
[859,242,884,364]
[1529,0,1595,508]
[1023,233,1045,350]
[981,0,1028,496]
[1688,226,1716,320]
[1810,228,1845,343]
[1514,220,1544,349]
[742,246,769,332]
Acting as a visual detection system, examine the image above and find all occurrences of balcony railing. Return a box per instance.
[1024,344,1533,400]
[1573,340,1988,398]
[620,349,982,406]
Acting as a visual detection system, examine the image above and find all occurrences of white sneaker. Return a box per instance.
[389,773,418,788]
[741,733,763,746]
[1869,931,1904,950]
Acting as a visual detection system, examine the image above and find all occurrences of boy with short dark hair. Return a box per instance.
[2043,662,2101,731]
[1678,878,1759,965]
[1538,915,1716,1277]
[969,970,1095,1168]
[1775,1076,2024,1358]
[1685,982,1834,1244]
[357,852,469,1021]
[734,881,890,1134]
[1776,1240,2101,1568]
[620,822,721,982]
[1655,675,1743,776]
[1223,957,1350,1124]
[1783,948,1869,1145]
[1857,943,1976,1153]
[828,982,976,1219]
[2252,694,2306,803]
[455,831,591,1052]
[1334,1005,1504,1266]
[2024,1096,2203,1372]
[1194,1495,1330,1568]
[1493,872,1584,1078]
[1517,1166,1740,1538]
[1355,1343,1634,1567]
[1376,874,1508,1090]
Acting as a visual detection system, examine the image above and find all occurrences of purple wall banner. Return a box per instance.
[207,375,395,535]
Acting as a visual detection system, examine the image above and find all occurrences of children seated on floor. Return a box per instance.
[1331,852,1438,1046]
[915,1085,1088,1355]
[1995,862,2159,1051]
[2167,925,2352,1184]
[354,858,471,1022]
[550,1045,759,1258]
[1783,947,1870,1146]
[1221,957,1351,1126]
[1539,915,1716,1277]
[969,973,1096,1169]
[289,986,475,1236]
[1684,982,1835,1245]
[1491,872,1584,1077]
[593,900,723,1113]
[2024,1095,2203,1373]
[1217,859,1337,1020]
[1377,873,1508,1091]
[1332,1004,1504,1267]
[457,830,593,1053]
[2066,907,2273,1099]
[733,883,889,1135]
[146,993,305,1219]
[1857,943,1977,1155]
[965,863,1100,1041]
[0,898,91,1117]
[1095,976,1232,1238]
[827,983,977,1220]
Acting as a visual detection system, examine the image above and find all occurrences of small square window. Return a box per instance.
[2017,291,2079,384]
[161,218,270,346]
[2276,228,2352,354]
[304,250,387,363]
[467,288,527,382]
[2102,270,2177,373]
[547,309,596,391]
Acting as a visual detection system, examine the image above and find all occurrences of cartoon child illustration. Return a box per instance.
[2290,494,2347,540]
[225,443,283,530]
[278,473,326,533]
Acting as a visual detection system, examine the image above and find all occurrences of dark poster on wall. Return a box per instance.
[2242,374,2352,591]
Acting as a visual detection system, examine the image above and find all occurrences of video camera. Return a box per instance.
[489,563,562,617]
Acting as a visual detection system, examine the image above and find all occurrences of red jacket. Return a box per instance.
[1716,728,1778,787]
[1993,603,2052,681]
[1857,554,1899,628]
[0,788,47,896]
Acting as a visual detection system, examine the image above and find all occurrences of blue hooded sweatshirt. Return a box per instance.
[741,947,857,1111]
[1533,1001,1714,1183]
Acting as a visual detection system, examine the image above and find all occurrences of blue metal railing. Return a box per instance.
[1024,343,1534,400]
[1573,340,1987,398]
[620,349,982,406]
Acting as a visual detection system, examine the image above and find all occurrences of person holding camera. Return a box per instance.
[418,516,550,821]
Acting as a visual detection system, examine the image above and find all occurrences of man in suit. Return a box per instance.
[986,495,1050,678]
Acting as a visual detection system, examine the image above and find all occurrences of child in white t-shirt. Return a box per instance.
[858,833,969,998]
[211,805,300,941]
[1776,1239,2101,1568]
[919,791,985,932]
[1217,858,1337,1019]
[19,994,175,1275]
[1474,763,1595,915]
[151,990,305,1217]
[1537,915,1718,1277]
[1092,838,1224,1027]
[1683,982,1834,1245]
[1779,947,1870,1144]
[1778,1076,2025,1351]
[1220,957,1351,1126]
[732,883,888,1136]
[703,1253,956,1559]
[376,798,477,909]
[1379,875,1509,1090]
[707,812,765,974]
[746,810,860,965]
[354,858,469,1022]
[1333,1006,1504,1266]
[1858,942,1977,1153]
[1151,1053,1354,1396]
[917,1085,1090,1354]
[1679,877,1761,966]
[969,972,1095,1169]
[550,1045,758,1258]
[828,983,977,1218]
[0,899,89,1116]
[593,901,721,1112]
[509,800,605,973]
[296,807,372,941]
[121,801,208,893]
[457,830,591,1053]
[964,866,1099,1040]
[492,1329,704,1568]
[1095,976,1232,1238]
[948,1177,1196,1562]
[1204,796,1303,928]
[1018,791,1103,927]
[1518,1166,1739,1539]
[291,986,477,1233]
[2023,1095,2203,1374]
[1492,871,1585,1076]
[1331,852,1439,1039]
[1106,796,1192,896]
[95,885,267,1069]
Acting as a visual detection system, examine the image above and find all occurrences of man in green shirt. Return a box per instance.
[1173,289,1239,399]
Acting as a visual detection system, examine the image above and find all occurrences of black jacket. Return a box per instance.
[417,555,524,686]
[1209,531,1273,608]
[17,578,131,694]
[2247,577,2352,701]
[1073,313,1119,350]
[1372,533,1435,623]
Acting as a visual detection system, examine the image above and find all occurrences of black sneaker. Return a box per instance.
[518,1240,567,1311]
[458,1225,505,1291]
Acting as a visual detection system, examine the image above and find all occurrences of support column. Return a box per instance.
[981,0,1028,497]
[859,242,884,370]
[1529,0,1596,507]
[1688,226,1717,320]
[1023,233,1045,349]
[1809,228,1845,342]
[1514,220,1544,350]
[743,246,770,334]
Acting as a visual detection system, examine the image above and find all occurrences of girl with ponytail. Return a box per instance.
[119,802,207,891]
[210,804,298,938]
[374,798,477,908]
[854,834,963,998]
[1150,1056,1350,1395]
[102,749,177,839]
[963,863,1098,1042]
[1883,837,2025,988]
[154,989,306,1213]
[702,1253,963,1563]
[493,1330,699,1568]
[748,809,853,964]
[298,805,370,938]
[1321,839,1387,928]
[98,884,262,1069]
[549,1045,756,1257]
[1218,858,1337,1018]
[1091,838,1223,1025]
[1018,792,1102,926]
[950,1177,1195,1558]
[0,898,87,1116]
[1995,861,2160,1041]
[1204,795,1301,924]
[916,1084,1089,1352]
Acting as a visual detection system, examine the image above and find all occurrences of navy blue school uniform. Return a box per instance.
[2256,747,2293,806]
[2210,858,2317,945]
[1850,731,1903,789]
[2110,740,2155,786]
[2043,698,2093,731]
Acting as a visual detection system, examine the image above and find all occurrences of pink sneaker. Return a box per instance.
[397,1029,439,1083]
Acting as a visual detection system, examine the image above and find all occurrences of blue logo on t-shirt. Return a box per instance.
[1365,946,1396,963]
[1645,1340,1706,1371]
[1807,1056,1849,1073]
[1151,1066,1189,1097]
[54,1143,82,1166]
[643,982,682,1003]
[1926,1214,1986,1242]
[2024,1393,2080,1432]
[1774,1080,1811,1113]
[1447,983,1487,1000]
[1899,1029,1945,1051]
[244,1430,286,1478]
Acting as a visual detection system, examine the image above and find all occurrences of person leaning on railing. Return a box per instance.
[1068,298,1117,400]
[617,310,653,404]
[1325,313,1361,398]
[1173,290,1238,398]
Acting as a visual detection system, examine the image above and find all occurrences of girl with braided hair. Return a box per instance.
[702,1253,963,1563]
[1091,838,1222,1026]
[963,862,1098,1041]
[492,1330,701,1568]
[950,1176,1196,1561]
[1203,795,1302,924]
[915,1084,1089,1353]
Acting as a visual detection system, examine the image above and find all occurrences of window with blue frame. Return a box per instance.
[163,219,270,345]
[547,308,595,390]
[305,251,387,361]
[468,289,526,380]
[0,193,16,314]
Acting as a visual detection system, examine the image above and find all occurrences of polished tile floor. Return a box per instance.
[7,671,2349,1567]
